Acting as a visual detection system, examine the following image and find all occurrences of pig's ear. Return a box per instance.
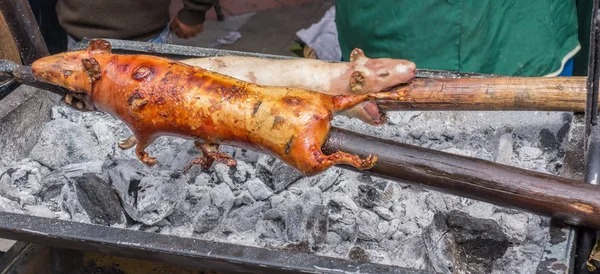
[350,48,366,62]
[88,39,112,54]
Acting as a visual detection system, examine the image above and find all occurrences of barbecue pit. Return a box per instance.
[0,1,599,273]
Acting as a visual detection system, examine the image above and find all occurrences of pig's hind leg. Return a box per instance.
[184,142,237,172]
[134,136,158,166]
[307,148,377,174]
[118,135,137,149]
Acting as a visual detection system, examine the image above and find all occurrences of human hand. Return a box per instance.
[170,17,204,39]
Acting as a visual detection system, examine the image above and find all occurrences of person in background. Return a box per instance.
[334,1,581,77]
[56,0,216,48]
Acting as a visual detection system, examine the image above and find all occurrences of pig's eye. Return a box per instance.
[378,71,390,77]
[63,70,73,77]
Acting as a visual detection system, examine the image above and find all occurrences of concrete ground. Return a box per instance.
[169,0,335,56]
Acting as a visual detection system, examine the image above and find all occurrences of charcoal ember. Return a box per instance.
[328,192,358,223]
[29,119,112,169]
[105,159,186,226]
[308,168,341,192]
[211,163,237,190]
[233,190,255,206]
[348,246,371,263]
[423,212,453,274]
[193,205,221,233]
[209,183,235,214]
[327,193,358,241]
[385,219,400,239]
[373,206,394,221]
[538,128,560,151]
[284,204,329,250]
[167,206,193,227]
[518,146,543,161]
[356,181,396,210]
[60,181,91,223]
[357,184,379,208]
[256,156,303,193]
[286,204,306,242]
[232,148,261,163]
[221,201,267,232]
[0,195,25,214]
[282,189,327,250]
[306,205,328,248]
[230,161,255,184]
[409,129,424,140]
[245,178,273,201]
[447,210,509,273]
[74,174,125,226]
[38,161,104,201]
[167,140,198,171]
[0,158,50,205]
[495,133,514,164]
[263,208,284,221]
[256,220,284,239]
[356,209,381,241]
[326,232,343,245]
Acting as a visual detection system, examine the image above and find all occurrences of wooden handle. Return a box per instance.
[379,76,588,112]
[324,127,600,229]
[0,12,21,64]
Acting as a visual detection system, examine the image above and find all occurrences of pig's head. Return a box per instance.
[348,48,416,94]
[31,39,112,111]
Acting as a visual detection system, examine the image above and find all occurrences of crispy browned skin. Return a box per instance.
[180,48,417,125]
[31,40,409,175]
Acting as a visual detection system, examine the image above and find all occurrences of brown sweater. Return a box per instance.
[56,0,216,41]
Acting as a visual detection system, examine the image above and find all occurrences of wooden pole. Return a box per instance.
[0,12,21,64]
[379,76,588,112]
[323,127,600,229]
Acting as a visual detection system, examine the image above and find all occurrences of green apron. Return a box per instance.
[335,0,580,76]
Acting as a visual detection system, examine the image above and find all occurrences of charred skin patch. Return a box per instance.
[272,116,285,129]
[117,63,130,73]
[349,71,365,93]
[214,59,226,68]
[127,90,147,111]
[155,96,166,105]
[285,136,294,155]
[127,90,143,105]
[252,101,262,116]
[161,71,173,83]
[81,57,102,83]
[62,70,72,79]
[224,85,246,100]
[132,65,155,81]
[282,96,303,106]
[378,71,390,78]
[88,39,112,53]
[247,71,257,83]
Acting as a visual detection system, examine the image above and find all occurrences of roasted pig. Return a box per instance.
[31,39,414,175]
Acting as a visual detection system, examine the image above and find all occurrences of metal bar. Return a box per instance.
[574,125,600,274]
[0,212,427,274]
[322,127,600,229]
[72,38,498,79]
[576,1,600,273]
[0,0,49,65]
[585,0,600,131]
